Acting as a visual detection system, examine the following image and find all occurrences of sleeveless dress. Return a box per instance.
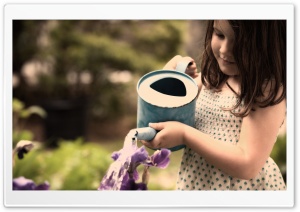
[176,87,286,190]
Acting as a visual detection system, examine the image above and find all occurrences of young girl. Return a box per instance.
[140,20,286,190]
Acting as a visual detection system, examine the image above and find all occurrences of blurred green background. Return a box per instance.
[12,20,286,190]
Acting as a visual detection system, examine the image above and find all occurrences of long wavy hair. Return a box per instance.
[201,20,286,117]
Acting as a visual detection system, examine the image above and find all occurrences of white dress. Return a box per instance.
[176,87,286,190]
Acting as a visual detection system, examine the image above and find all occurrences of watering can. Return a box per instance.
[135,61,199,151]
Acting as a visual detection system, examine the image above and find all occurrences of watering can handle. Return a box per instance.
[175,61,194,73]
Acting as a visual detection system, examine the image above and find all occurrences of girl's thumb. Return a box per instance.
[149,122,164,130]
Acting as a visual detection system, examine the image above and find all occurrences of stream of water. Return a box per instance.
[99,130,137,190]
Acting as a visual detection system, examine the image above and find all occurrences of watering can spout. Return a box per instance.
[135,127,157,141]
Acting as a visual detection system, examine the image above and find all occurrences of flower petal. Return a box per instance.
[147,149,171,168]
[13,176,49,190]
[13,177,35,190]
[130,146,149,167]
[111,151,121,161]
[120,177,147,190]
[98,172,116,190]
[132,169,139,181]
[120,175,134,190]
[35,181,50,190]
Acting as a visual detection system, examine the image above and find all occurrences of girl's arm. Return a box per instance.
[185,97,286,179]
[141,88,286,180]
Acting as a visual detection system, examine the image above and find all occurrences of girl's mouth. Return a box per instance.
[220,57,235,65]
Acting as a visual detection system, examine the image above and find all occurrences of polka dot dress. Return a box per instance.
[176,88,286,190]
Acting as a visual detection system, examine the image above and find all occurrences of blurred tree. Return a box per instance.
[14,20,185,112]
[13,20,186,144]
[13,20,45,103]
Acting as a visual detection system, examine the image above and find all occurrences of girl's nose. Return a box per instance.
[220,41,229,54]
[219,40,233,55]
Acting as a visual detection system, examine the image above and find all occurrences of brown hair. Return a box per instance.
[201,20,286,117]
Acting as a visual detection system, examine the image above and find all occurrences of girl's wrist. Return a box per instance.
[182,124,189,145]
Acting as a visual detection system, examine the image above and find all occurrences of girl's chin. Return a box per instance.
[218,65,239,76]
[221,70,237,75]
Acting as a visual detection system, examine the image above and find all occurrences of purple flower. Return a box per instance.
[146,149,171,168]
[112,146,148,165]
[99,146,171,190]
[98,171,115,190]
[110,146,149,176]
[111,151,121,161]
[120,174,147,190]
[130,146,149,169]
[13,176,50,190]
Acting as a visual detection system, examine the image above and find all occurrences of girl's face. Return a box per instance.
[211,20,239,76]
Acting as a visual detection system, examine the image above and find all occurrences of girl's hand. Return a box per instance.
[139,121,186,149]
[163,55,199,79]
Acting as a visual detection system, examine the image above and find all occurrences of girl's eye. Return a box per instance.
[216,33,225,39]
[213,30,225,39]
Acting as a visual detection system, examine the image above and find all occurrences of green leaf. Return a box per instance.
[13,98,25,112]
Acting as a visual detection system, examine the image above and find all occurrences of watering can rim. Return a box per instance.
[136,69,199,107]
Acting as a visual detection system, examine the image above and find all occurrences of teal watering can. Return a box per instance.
[135,61,199,151]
